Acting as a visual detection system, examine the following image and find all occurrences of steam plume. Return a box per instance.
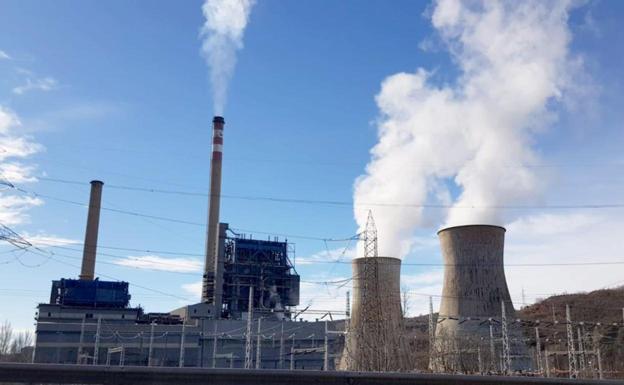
[200,0,255,114]
[354,0,580,257]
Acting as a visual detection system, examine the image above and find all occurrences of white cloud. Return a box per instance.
[298,275,352,321]
[296,246,356,265]
[182,281,203,297]
[13,77,58,95]
[0,162,37,184]
[0,106,43,225]
[353,0,583,257]
[0,137,43,160]
[114,255,202,273]
[504,211,624,304]
[0,195,43,226]
[26,234,80,247]
[0,50,10,60]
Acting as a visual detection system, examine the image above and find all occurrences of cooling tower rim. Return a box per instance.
[352,256,401,264]
[437,224,506,235]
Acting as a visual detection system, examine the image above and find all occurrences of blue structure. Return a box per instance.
[220,229,300,320]
[49,278,131,309]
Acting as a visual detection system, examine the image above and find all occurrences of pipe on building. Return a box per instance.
[202,116,225,305]
[79,180,104,281]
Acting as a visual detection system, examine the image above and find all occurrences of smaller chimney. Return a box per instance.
[79,180,104,281]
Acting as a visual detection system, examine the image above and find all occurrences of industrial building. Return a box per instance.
[32,116,343,370]
[29,115,538,374]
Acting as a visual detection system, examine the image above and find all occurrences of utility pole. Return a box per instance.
[77,315,86,364]
[428,296,436,371]
[501,301,511,375]
[179,321,186,368]
[577,326,585,375]
[544,348,550,378]
[535,327,543,375]
[255,317,262,369]
[345,290,350,330]
[93,316,102,366]
[148,322,155,367]
[323,320,329,371]
[552,304,556,323]
[597,347,603,380]
[244,286,254,369]
[290,334,295,370]
[212,322,218,368]
[489,319,496,373]
[566,304,578,378]
[279,323,285,369]
[477,345,483,374]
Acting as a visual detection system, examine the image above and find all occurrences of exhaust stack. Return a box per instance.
[202,116,225,306]
[79,180,103,281]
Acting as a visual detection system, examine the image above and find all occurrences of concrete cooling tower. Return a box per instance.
[341,256,409,372]
[432,225,531,373]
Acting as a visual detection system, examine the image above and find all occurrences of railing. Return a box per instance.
[0,363,623,385]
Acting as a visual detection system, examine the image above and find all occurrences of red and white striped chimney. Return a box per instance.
[202,116,225,305]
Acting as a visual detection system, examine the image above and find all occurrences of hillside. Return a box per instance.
[402,286,624,378]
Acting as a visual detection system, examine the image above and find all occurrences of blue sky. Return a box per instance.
[1,0,623,331]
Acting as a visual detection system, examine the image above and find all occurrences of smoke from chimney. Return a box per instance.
[200,0,255,115]
[353,0,582,257]
[79,180,103,281]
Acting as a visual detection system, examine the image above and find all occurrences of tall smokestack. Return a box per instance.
[79,180,103,281]
[202,116,224,305]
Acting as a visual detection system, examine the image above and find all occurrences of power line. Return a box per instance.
[34,177,624,210]
[298,259,624,268]
[24,239,624,270]
[9,185,351,241]
[2,227,199,302]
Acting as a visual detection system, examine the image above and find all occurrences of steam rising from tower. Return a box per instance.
[202,116,225,304]
[353,0,581,257]
[200,0,255,114]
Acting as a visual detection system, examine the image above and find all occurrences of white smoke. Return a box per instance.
[354,0,581,257]
[200,0,255,115]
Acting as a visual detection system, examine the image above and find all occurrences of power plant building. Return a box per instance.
[28,115,536,374]
[32,116,342,370]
